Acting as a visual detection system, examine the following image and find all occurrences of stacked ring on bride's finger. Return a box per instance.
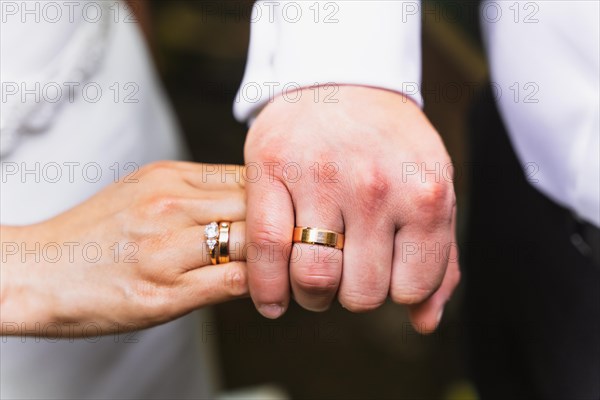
[204,221,231,265]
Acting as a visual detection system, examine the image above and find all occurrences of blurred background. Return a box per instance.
[138,1,487,398]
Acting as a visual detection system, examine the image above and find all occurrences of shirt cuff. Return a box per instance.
[233,0,423,123]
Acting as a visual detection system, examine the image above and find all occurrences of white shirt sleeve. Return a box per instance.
[233,0,423,122]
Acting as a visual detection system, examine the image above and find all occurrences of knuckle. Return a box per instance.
[142,195,183,217]
[415,180,454,221]
[247,266,283,285]
[339,292,386,313]
[390,285,433,305]
[294,268,339,296]
[356,167,391,206]
[251,226,281,244]
[141,161,170,173]
[223,266,248,297]
[130,281,171,316]
[140,161,178,180]
[249,220,289,248]
[417,180,450,207]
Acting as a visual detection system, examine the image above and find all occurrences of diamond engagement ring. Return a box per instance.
[204,221,231,265]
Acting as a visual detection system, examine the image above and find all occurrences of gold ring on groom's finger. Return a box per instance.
[204,221,231,265]
[292,227,345,250]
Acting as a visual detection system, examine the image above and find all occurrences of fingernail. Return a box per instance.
[258,304,285,319]
[436,308,445,326]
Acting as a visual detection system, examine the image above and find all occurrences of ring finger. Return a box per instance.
[175,221,246,270]
[290,196,344,311]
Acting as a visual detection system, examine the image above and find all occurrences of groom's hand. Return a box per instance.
[244,85,460,333]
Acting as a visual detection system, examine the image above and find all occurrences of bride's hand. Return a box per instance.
[1,162,247,336]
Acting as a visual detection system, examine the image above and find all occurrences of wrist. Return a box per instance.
[0,224,64,331]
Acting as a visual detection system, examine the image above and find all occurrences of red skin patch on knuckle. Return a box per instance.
[354,166,392,213]
[413,181,454,226]
[418,181,449,208]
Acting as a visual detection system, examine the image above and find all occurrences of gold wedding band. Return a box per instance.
[217,222,230,264]
[293,226,345,250]
[204,221,231,265]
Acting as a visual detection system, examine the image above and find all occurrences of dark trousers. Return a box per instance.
[463,86,600,400]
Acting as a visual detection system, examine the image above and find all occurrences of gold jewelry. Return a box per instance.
[292,226,344,250]
[217,222,230,264]
[205,221,231,265]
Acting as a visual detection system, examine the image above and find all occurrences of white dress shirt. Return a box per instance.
[235,0,600,227]
[1,1,215,398]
